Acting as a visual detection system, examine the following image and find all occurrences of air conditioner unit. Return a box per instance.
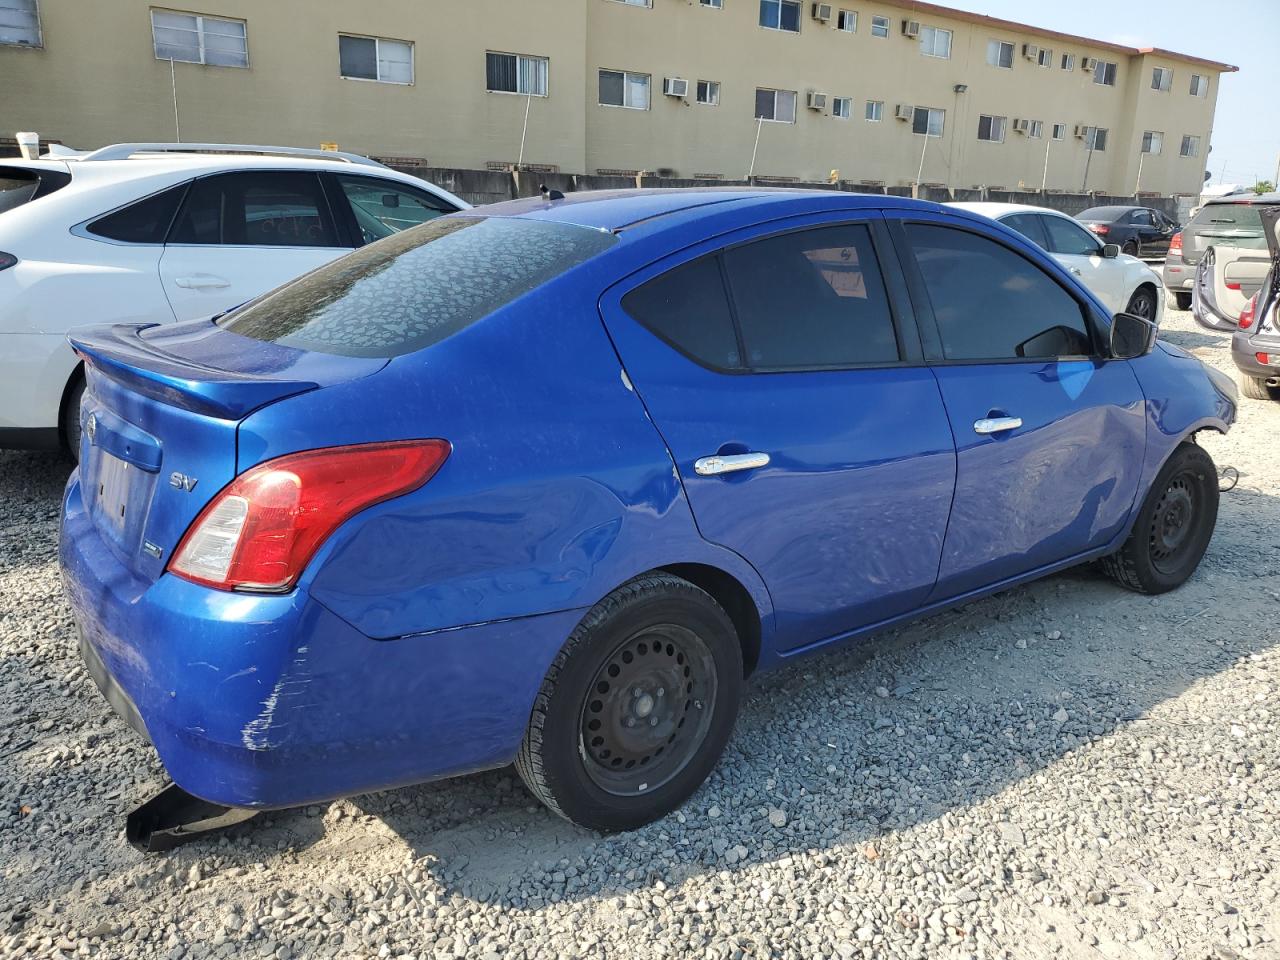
[894,103,914,121]
[901,19,920,38]
[806,90,828,111]
[1012,118,1030,133]
[1081,56,1098,71]
[1073,124,1088,138]
[1022,43,1039,60]
[811,2,832,21]
[662,77,689,98]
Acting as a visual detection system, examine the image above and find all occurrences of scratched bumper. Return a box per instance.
[59,472,582,809]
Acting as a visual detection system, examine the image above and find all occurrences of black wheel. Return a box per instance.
[1240,376,1278,401]
[1173,292,1192,311]
[515,574,742,832]
[1101,443,1218,594]
[1123,240,1140,257]
[60,375,86,464]
[1125,287,1157,321]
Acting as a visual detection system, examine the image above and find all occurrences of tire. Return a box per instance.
[1122,240,1140,257]
[1101,443,1219,594]
[60,375,86,464]
[1173,292,1192,311]
[1240,376,1277,401]
[515,574,743,832]
[1125,287,1157,321]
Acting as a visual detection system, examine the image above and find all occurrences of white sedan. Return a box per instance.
[948,202,1164,324]
[0,142,468,458]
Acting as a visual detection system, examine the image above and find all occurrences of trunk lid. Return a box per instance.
[71,319,385,581]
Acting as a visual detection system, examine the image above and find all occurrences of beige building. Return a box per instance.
[2,0,1236,196]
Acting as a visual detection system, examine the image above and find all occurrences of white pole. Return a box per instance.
[747,117,764,180]
[517,93,532,169]
[1134,150,1146,197]
[170,58,181,142]
[914,133,929,199]
[1041,135,1051,192]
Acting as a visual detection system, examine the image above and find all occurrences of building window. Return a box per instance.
[865,99,883,121]
[986,39,1013,69]
[1085,126,1108,151]
[486,52,549,96]
[1051,122,1066,140]
[1060,53,1075,71]
[1036,47,1052,67]
[1029,120,1043,139]
[759,0,801,31]
[696,79,720,105]
[599,69,650,109]
[611,0,652,6]
[1152,66,1173,91]
[0,0,40,46]
[152,10,248,67]
[977,114,1006,143]
[339,35,413,84]
[832,96,852,118]
[1180,134,1201,158]
[912,106,944,137]
[1092,60,1117,86]
[1141,130,1163,154]
[919,25,951,59]
[837,9,856,31]
[870,14,889,37]
[1190,74,1209,97]
[700,0,723,6]
[755,87,797,123]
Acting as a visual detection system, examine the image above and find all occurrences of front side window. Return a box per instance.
[977,115,1006,143]
[865,99,883,121]
[870,14,889,37]
[1060,52,1075,71]
[919,25,951,58]
[1190,74,1209,97]
[986,39,1013,69]
[1180,134,1201,158]
[168,172,340,248]
[151,9,247,67]
[1042,214,1102,257]
[756,87,797,123]
[599,69,650,109]
[912,106,944,137]
[220,218,617,358]
[335,176,453,245]
[1152,66,1173,91]
[0,0,40,46]
[905,223,1091,361]
[1001,213,1049,249]
[832,97,852,119]
[1051,122,1066,140]
[339,35,413,84]
[1141,131,1163,155]
[1093,60,1117,86]
[486,51,549,96]
[1086,126,1108,151]
[837,9,856,31]
[759,0,801,31]
[696,80,720,105]
[86,184,188,243]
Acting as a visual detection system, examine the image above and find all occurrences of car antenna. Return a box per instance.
[539,183,565,201]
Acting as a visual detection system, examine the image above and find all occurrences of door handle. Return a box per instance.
[174,275,231,290]
[974,416,1023,435]
[694,452,770,476]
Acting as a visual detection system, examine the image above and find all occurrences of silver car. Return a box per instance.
[1166,193,1277,316]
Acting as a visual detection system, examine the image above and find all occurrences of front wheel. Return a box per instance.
[1101,443,1218,594]
[1125,287,1157,321]
[515,574,742,832]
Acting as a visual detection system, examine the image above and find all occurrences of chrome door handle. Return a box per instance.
[174,275,231,289]
[694,452,770,476]
[974,416,1023,435]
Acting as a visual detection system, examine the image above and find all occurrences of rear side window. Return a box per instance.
[169,171,341,247]
[1000,213,1049,249]
[219,217,617,358]
[0,166,71,215]
[85,184,187,243]
[906,223,1093,361]
[623,257,742,370]
[1041,215,1101,256]
[335,175,454,245]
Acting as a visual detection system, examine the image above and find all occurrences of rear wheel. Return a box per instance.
[515,574,742,832]
[1101,443,1218,594]
[1125,287,1157,321]
[1122,240,1140,257]
[1241,376,1278,401]
[60,375,86,464]
[1173,292,1192,311]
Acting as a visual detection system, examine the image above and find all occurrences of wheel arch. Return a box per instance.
[657,562,764,677]
[57,360,86,450]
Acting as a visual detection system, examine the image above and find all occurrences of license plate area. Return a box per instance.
[95,452,133,537]
[84,443,159,559]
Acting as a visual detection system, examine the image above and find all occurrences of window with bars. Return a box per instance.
[339,35,413,84]
[986,39,1013,69]
[486,52,549,96]
[977,115,1006,143]
[599,69,650,109]
[0,0,40,46]
[152,10,247,67]
[755,87,797,123]
[919,25,952,58]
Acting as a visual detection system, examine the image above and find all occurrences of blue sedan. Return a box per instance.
[60,190,1236,834]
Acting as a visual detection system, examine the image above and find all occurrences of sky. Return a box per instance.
[933,0,1279,188]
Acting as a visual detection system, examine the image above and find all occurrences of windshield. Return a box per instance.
[219,216,617,358]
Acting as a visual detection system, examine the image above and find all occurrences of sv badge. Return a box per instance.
[170,472,199,493]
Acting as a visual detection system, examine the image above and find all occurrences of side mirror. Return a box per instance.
[1102,243,1121,259]
[1110,312,1158,360]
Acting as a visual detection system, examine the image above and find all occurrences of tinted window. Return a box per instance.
[219,217,616,358]
[1128,210,1153,226]
[1077,206,1127,220]
[723,224,898,369]
[86,184,187,243]
[1188,203,1267,248]
[1000,213,1049,249]
[169,172,340,247]
[1041,215,1101,256]
[0,166,71,215]
[336,176,453,245]
[905,224,1092,361]
[623,257,741,370]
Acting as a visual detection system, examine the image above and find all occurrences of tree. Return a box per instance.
[1254,180,1275,195]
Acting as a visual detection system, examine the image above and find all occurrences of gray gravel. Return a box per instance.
[2,304,1278,960]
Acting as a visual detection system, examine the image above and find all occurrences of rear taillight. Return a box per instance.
[0,252,17,271]
[1169,232,1183,253]
[1088,224,1110,236]
[1239,293,1259,330]
[168,440,450,592]
[1258,353,1271,365]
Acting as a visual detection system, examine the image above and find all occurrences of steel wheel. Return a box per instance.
[1148,472,1200,575]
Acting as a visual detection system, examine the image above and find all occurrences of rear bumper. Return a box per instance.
[1232,332,1280,380]
[59,473,581,809]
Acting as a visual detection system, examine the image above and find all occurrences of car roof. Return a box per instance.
[1076,205,1142,217]
[1206,192,1280,206]
[946,201,1064,219]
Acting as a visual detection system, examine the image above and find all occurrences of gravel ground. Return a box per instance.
[2,305,1278,960]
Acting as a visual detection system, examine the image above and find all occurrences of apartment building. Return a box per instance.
[1,0,1236,196]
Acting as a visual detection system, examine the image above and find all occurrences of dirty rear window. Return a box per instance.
[218,216,617,357]
[1189,203,1267,249]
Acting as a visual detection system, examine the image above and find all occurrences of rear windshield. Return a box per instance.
[1189,202,1267,248]
[219,216,617,358]
[0,166,71,215]
[1076,206,1128,220]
